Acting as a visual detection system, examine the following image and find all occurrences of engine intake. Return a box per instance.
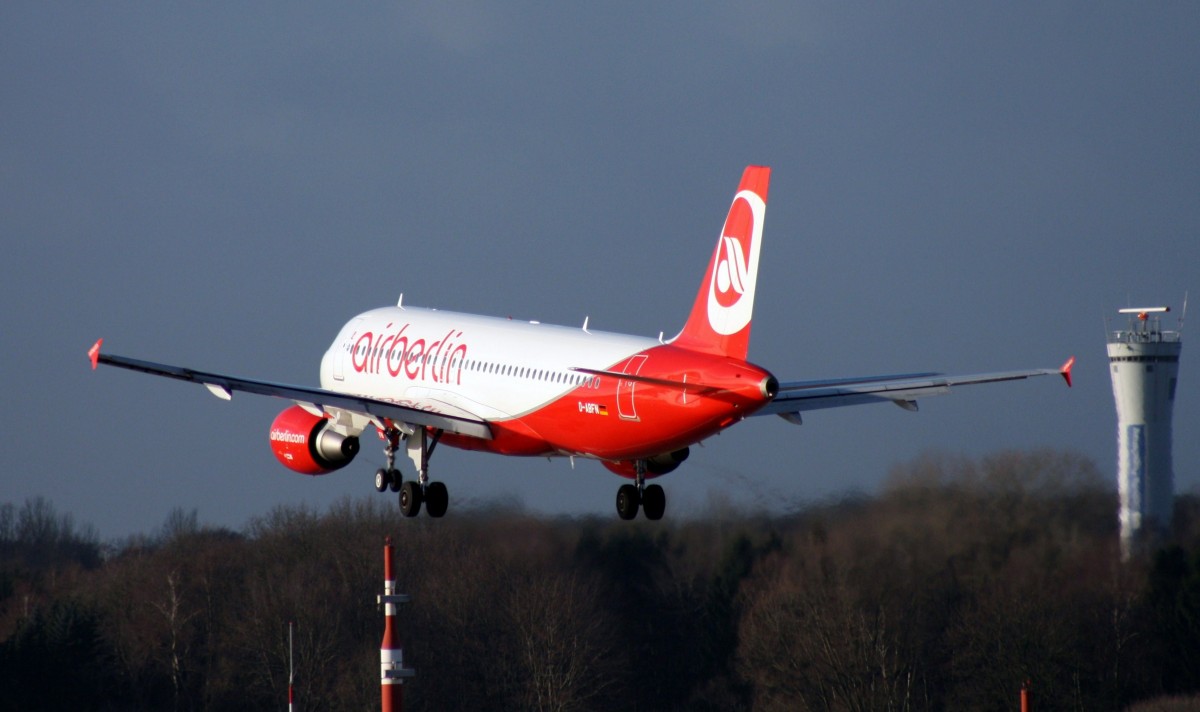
[269,405,360,475]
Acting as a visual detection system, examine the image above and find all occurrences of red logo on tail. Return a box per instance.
[706,190,764,335]
[715,237,749,306]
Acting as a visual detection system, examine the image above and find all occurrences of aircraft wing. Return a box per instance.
[757,358,1073,421]
[87,340,492,440]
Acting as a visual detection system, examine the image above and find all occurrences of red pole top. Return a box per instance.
[384,538,394,581]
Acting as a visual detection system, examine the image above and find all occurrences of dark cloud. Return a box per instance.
[3,3,1196,538]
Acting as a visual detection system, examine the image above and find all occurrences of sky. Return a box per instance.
[2,3,1197,540]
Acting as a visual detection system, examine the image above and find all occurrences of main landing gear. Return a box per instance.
[375,425,448,518]
[616,460,666,521]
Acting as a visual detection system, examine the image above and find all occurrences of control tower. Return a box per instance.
[1108,306,1183,557]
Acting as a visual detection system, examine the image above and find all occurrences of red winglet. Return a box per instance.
[1060,356,1075,388]
[88,339,103,370]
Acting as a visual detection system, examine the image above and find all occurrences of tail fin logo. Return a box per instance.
[714,236,749,306]
[707,190,765,335]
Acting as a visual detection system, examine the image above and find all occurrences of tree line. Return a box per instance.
[2,449,1200,711]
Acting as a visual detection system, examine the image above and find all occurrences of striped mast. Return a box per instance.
[379,537,414,710]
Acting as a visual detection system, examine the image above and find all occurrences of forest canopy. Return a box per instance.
[2,448,1199,711]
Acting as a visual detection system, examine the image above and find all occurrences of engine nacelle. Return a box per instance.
[602,447,690,479]
[269,405,360,475]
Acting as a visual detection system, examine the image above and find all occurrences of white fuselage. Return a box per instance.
[321,306,656,421]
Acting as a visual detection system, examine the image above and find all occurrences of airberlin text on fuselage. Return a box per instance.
[350,323,469,385]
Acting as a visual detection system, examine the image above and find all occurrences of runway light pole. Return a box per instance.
[379,536,414,711]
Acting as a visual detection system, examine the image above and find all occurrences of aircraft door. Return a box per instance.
[617,354,648,421]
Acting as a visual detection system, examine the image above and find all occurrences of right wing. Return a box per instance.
[756,358,1074,421]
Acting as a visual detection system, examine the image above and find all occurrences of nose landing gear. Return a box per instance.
[374,428,403,493]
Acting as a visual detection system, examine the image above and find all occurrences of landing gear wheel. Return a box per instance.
[616,484,640,520]
[425,482,449,518]
[374,468,390,493]
[399,481,423,518]
[387,468,402,492]
[642,484,666,521]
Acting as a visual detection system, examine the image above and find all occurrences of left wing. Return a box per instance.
[87,339,492,440]
[757,358,1073,421]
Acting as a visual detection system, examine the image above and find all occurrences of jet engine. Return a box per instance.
[602,447,690,479]
[269,405,360,475]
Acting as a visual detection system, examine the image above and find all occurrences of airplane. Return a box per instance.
[87,165,1073,520]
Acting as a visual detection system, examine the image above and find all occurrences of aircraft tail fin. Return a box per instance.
[671,165,771,360]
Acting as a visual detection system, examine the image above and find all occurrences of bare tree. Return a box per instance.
[505,568,621,712]
[152,569,197,711]
[738,548,916,712]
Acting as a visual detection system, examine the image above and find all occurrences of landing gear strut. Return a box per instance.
[615,460,666,520]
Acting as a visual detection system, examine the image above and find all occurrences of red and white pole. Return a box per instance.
[288,620,295,712]
[379,537,414,711]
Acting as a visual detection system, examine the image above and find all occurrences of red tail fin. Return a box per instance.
[671,166,770,360]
